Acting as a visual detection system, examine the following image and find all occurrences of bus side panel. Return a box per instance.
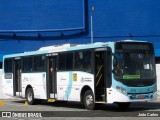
[57,71,94,101]
[2,73,14,97]
[107,87,130,103]
[57,72,69,101]
[107,81,157,103]
[21,73,47,99]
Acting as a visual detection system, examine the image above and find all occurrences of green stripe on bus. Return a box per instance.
[123,75,140,79]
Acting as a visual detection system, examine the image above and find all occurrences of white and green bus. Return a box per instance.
[2,40,157,110]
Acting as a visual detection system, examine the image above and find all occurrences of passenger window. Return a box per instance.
[34,55,45,72]
[74,51,91,71]
[66,53,73,70]
[4,59,13,73]
[58,54,66,70]
[23,57,33,72]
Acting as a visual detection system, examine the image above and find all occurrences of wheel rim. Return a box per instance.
[27,91,33,102]
[86,95,93,106]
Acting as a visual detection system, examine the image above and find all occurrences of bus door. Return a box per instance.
[13,58,22,96]
[47,55,57,99]
[94,48,107,102]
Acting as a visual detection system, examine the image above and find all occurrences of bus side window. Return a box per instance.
[33,55,45,72]
[75,52,83,70]
[74,51,91,71]
[58,53,74,71]
[66,53,73,70]
[4,58,13,73]
[22,57,33,72]
[58,54,66,71]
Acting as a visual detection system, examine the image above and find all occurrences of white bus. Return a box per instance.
[2,40,157,110]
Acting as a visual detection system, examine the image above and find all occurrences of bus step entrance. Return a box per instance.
[101,94,105,101]
[47,99,56,102]
[96,94,105,102]
[96,88,106,102]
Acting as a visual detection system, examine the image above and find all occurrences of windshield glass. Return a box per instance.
[114,52,156,80]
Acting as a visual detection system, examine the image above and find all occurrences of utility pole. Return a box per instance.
[91,5,95,44]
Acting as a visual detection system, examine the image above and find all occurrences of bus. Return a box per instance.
[2,40,157,110]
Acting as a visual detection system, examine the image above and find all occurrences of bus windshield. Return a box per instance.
[113,52,156,86]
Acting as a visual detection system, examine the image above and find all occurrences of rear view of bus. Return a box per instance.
[110,41,157,108]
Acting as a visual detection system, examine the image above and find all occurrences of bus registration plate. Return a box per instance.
[137,95,145,99]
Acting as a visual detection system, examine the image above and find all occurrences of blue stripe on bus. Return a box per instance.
[3,50,48,58]
[111,75,156,94]
[64,72,73,100]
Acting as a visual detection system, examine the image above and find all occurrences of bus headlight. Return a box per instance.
[116,86,127,95]
[150,86,157,92]
[153,86,157,92]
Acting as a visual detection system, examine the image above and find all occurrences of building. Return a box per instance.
[0,0,160,63]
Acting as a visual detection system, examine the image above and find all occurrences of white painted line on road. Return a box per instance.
[69,118,92,120]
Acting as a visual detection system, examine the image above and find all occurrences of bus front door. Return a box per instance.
[95,50,107,102]
[47,56,57,99]
[13,58,22,97]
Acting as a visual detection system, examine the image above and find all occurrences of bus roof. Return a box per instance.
[3,40,149,59]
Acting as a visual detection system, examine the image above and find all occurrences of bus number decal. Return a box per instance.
[73,73,77,81]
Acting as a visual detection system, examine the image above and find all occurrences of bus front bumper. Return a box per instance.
[107,88,157,103]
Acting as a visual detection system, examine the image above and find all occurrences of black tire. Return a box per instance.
[83,90,95,110]
[116,102,131,109]
[26,88,35,105]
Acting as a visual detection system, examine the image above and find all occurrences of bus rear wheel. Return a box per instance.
[83,90,95,110]
[26,88,35,105]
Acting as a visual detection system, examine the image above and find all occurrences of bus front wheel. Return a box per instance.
[26,88,35,105]
[83,90,95,110]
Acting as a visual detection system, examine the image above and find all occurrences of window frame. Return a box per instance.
[58,52,74,71]
[33,55,46,72]
[22,54,46,73]
[22,56,33,73]
[74,50,92,72]
[4,58,13,73]
[57,49,92,72]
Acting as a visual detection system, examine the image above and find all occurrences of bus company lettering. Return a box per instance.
[81,77,92,83]
[23,77,29,82]
[6,80,11,83]
[61,78,66,80]
[42,74,46,82]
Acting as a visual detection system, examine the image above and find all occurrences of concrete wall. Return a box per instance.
[0,69,4,99]
[0,69,11,99]
[156,64,160,100]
